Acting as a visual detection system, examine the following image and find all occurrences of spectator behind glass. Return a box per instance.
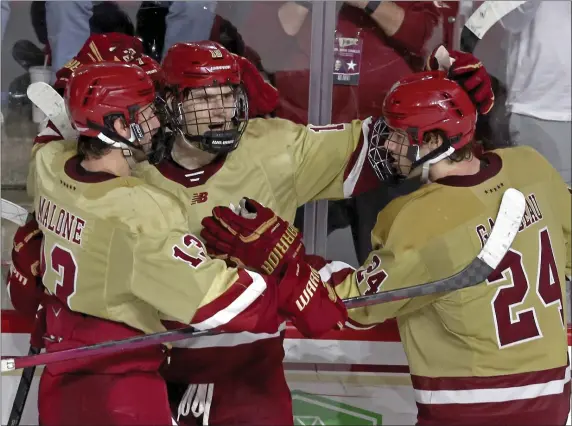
[470,0,571,185]
[271,1,440,124]
[45,1,216,78]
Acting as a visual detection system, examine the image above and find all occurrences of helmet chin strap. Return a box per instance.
[97,130,139,170]
[410,145,456,183]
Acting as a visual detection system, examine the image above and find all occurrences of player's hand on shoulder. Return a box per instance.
[200,197,305,277]
[278,260,348,337]
[427,45,494,115]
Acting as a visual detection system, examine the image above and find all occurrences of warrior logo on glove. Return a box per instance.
[201,198,305,277]
[296,266,338,311]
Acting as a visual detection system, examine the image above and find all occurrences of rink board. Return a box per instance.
[1,311,571,425]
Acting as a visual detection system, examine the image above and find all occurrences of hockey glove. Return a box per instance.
[279,261,347,337]
[233,53,279,117]
[7,216,45,317]
[200,198,305,277]
[427,45,495,115]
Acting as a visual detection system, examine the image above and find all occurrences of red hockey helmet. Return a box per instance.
[370,71,477,180]
[54,33,145,91]
[54,34,163,93]
[139,54,164,88]
[383,71,477,150]
[161,41,248,154]
[65,62,169,163]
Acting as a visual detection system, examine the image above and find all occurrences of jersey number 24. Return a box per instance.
[489,227,565,349]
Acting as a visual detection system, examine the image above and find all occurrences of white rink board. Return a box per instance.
[1,319,571,425]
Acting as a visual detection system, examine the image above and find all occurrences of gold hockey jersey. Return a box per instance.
[320,146,571,424]
[133,116,379,385]
[29,140,283,336]
[135,117,377,226]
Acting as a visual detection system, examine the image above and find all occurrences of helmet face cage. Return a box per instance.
[135,97,175,164]
[380,127,421,179]
[367,118,401,182]
[173,83,249,155]
[97,97,172,164]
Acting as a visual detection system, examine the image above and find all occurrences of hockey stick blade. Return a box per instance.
[343,188,526,309]
[461,1,528,53]
[26,82,77,140]
[2,199,31,226]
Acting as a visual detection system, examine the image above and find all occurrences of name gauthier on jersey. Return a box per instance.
[476,191,543,246]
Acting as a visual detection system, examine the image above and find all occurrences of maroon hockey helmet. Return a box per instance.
[161,41,248,154]
[65,62,170,163]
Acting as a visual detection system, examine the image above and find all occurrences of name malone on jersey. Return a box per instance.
[476,192,543,246]
[37,196,86,246]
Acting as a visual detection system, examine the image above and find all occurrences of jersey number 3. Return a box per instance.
[41,243,78,307]
[489,227,564,348]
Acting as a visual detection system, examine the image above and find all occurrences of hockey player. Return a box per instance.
[132,40,382,426]
[6,33,164,323]
[29,61,346,425]
[202,71,572,425]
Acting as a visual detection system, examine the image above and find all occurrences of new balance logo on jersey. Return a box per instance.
[191,192,208,205]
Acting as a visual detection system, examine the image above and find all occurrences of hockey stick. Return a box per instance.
[7,346,40,426]
[26,82,78,140]
[431,1,530,70]
[0,188,525,373]
[344,188,525,309]
[1,199,31,226]
[461,1,528,53]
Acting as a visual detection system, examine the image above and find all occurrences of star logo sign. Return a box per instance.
[347,60,357,71]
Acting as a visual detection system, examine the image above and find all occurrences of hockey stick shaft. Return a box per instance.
[1,190,525,372]
[2,328,215,372]
[344,188,525,309]
[7,346,40,426]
